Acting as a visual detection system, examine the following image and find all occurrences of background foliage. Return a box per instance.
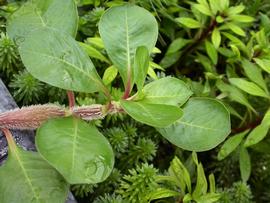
[0,0,270,202]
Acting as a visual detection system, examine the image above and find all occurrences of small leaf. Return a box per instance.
[102,66,118,85]
[230,15,254,23]
[244,124,269,147]
[218,130,249,160]
[19,28,106,93]
[205,40,218,64]
[133,46,150,91]
[212,28,221,49]
[241,59,267,92]
[193,3,212,16]
[120,100,183,128]
[193,163,207,198]
[209,174,216,193]
[141,77,193,106]
[0,130,69,203]
[229,78,269,98]
[147,188,179,201]
[226,23,246,36]
[176,17,202,29]
[99,4,158,87]
[36,117,114,184]
[79,42,110,64]
[158,98,231,151]
[239,145,251,182]
[254,58,270,73]
[7,0,78,42]
[227,5,245,15]
[195,193,221,203]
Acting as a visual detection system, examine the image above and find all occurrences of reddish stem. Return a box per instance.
[67,91,75,109]
[1,128,16,149]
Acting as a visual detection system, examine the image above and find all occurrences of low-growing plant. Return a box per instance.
[0,0,233,202]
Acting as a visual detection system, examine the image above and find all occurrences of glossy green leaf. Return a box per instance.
[36,117,114,184]
[19,28,106,93]
[244,124,269,147]
[229,78,269,98]
[218,130,249,160]
[158,98,231,151]
[176,17,202,29]
[254,58,270,73]
[79,42,110,64]
[120,100,183,128]
[205,40,218,64]
[133,46,150,91]
[7,0,78,42]
[141,77,193,106]
[102,66,118,85]
[212,28,221,49]
[99,4,158,86]
[241,59,267,92]
[0,131,69,203]
[239,145,251,182]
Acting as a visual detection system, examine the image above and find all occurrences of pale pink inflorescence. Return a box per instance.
[0,104,65,130]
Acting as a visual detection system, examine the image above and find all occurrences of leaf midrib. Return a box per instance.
[71,119,79,177]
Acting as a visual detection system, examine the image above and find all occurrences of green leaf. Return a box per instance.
[120,100,183,128]
[36,117,114,184]
[227,5,245,15]
[209,0,221,14]
[205,40,218,64]
[226,23,246,36]
[102,66,118,85]
[79,42,110,64]
[158,98,231,151]
[209,174,216,193]
[229,78,269,98]
[141,77,193,106]
[176,17,202,29]
[147,188,179,201]
[133,46,150,91]
[241,59,267,92]
[166,38,191,54]
[239,145,251,182]
[193,163,207,198]
[195,193,221,203]
[212,28,221,49]
[19,28,106,93]
[218,130,249,160]
[193,3,212,16]
[216,80,256,113]
[254,58,270,73]
[169,156,191,193]
[7,0,78,42]
[244,124,269,147]
[230,15,254,23]
[0,130,69,203]
[99,4,158,86]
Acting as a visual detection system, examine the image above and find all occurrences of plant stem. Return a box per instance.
[67,90,75,109]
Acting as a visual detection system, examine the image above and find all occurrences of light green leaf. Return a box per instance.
[226,23,246,36]
[120,100,183,128]
[193,163,207,198]
[7,0,78,42]
[195,193,221,203]
[218,130,249,160]
[0,130,69,203]
[209,174,216,193]
[19,28,106,93]
[166,38,191,54]
[133,46,150,91]
[244,124,269,147]
[227,5,245,15]
[147,188,179,201]
[212,28,221,49]
[36,117,114,184]
[158,98,231,151]
[79,42,110,64]
[239,145,251,182]
[102,66,118,85]
[99,4,158,87]
[209,0,221,14]
[176,17,202,29]
[254,58,270,73]
[205,40,218,64]
[241,59,267,92]
[230,15,254,23]
[229,78,269,98]
[141,77,193,106]
[86,37,104,49]
[193,3,212,16]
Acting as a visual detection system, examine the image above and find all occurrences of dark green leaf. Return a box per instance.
[239,145,251,182]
